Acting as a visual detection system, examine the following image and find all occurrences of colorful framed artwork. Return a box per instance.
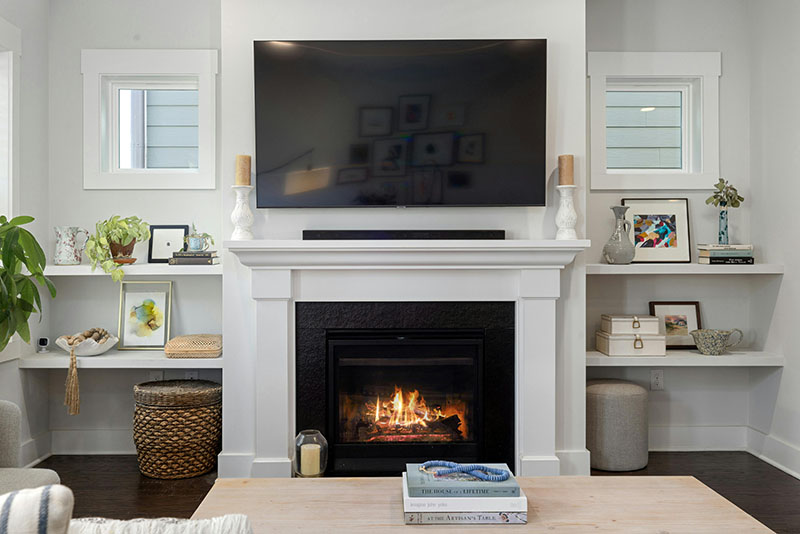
[372,138,409,177]
[411,132,455,167]
[397,94,430,131]
[337,167,368,184]
[359,107,393,137]
[148,225,189,263]
[649,301,702,349]
[118,281,172,350]
[622,198,691,263]
[457,133,485,163]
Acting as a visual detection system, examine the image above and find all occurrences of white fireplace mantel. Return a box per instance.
[222,239,589,479]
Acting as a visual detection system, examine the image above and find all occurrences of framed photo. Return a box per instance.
[622,198,691,263]
[649,301,702,349]
[349,143,369,165]
[457,134,485,164]
[434,103,466,127]
[372,138,409,177]
[118,281,172,350]
[412,169,443,204]
[359,107,393,137]
[411,132,455,167]
[337,167,368,184]
[397,95,430,131]
[148,225,189,263]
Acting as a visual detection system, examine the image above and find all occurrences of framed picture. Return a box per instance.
[148,225,189,263]
[372,138,409,177]
[337,167,368,184]
[457,134,485,163]
[397,95,430,131]
[359,107,393,137]
[349,143,369,165]
[649,301,702,349]
[434,103,466,127]
[412,169,443,204]
[622,198,691,263]
[411,132,455,167]
[118,281,172,350]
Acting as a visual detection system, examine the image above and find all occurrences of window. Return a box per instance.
[82,50,217,190]
[588,52,720,190]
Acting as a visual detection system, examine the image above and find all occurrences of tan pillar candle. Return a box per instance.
[235,155,252,186]
[558,154,574,186]
[300,443,321,476]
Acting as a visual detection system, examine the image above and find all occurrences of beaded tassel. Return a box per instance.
[64,347,80,415]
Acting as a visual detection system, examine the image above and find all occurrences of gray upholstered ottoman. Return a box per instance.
[586,379,648,471]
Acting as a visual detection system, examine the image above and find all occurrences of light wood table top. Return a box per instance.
[192,476,772,533]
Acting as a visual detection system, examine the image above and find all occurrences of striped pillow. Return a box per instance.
[0,485,74,534]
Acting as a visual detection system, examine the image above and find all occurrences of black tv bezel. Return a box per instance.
[253,38,547,209]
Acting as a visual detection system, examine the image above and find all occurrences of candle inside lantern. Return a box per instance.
[558,154,574,186]
[235,155,252,186]
[300,443,321,476]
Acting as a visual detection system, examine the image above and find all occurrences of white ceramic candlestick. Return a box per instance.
[230,185,254,241]
[555,184,578,240]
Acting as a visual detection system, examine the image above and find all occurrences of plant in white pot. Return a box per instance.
[706,178,744,245]
[0,215,56,352]
[84,215,151,281]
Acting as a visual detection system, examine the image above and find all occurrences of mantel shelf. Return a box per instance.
[18,350,223,369]
[586,350,785,367]
[43,264,222,277]
[586,263,784,275]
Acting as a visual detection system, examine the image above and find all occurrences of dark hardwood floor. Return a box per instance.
[39,452,800,531]
[593,451,800,534]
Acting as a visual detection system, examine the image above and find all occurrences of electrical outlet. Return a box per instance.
[650,369,664,391]
[148,370,164,382]
[185,370,199,380]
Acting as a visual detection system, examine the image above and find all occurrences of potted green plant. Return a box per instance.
[706,178,744,245]
[0,215,56,352]
[184,222,215,252]
[85,215,151,282]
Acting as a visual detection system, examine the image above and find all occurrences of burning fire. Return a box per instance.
[340,386,469,443]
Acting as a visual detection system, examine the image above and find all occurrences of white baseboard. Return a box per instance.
[648,425,748,451]
[746,427,800,481]
[250,457,292,478]
[518,455,560,476]
[217,452,257,478]
[51,429,135,454]
[21,432,51,467]
[556,448,590,475]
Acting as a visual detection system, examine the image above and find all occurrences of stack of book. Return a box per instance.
[402,463,527,525]
[697,244,754,265]
[168,250,219,265]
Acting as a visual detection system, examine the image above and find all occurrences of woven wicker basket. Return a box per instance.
[133,379,222,479]
[165,334,222,359]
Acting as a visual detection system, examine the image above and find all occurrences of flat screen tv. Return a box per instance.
[254,39,546,208]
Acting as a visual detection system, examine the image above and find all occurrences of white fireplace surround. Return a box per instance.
[222,239,589,478]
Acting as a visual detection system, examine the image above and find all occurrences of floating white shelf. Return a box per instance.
[43,263,222,277]
[18,350,223,369]
[586,263,784,275]
[586,350,785,367]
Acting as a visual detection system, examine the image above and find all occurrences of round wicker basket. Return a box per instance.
[133,379,222,479]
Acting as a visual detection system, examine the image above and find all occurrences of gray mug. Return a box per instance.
[690,328,743,355]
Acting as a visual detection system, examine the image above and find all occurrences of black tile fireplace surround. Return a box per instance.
[296,302,515,476]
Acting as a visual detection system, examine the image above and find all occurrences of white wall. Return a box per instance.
[747,0,800,477]
[221,0,589,476]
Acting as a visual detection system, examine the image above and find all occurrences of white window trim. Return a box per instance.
[0,15,20,217]
[588,52,721,190]
[81,49,218,190]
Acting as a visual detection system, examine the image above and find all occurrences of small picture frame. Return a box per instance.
[649,301,702,349]
[622,198,691,263]
[359,107,393,137]
[337,167,368,184]
[457,134,485,164]
[412,169,444,204]
[411,132,455,167]
[434,103,466,127]
[118,281,172,350]
[397,94,431,131]
[148,225,189,263]
[372,138,409,177]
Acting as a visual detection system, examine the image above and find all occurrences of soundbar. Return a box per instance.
[302,230,506,240]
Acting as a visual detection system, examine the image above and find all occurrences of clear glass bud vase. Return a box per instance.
[293,429,328,477]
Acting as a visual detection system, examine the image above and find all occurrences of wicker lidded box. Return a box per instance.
[165,334,222,359]
[133,379,222,479]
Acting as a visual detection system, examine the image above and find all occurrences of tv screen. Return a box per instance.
[254,40,546,208]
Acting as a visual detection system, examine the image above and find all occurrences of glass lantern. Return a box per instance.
[293,429,328,477]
